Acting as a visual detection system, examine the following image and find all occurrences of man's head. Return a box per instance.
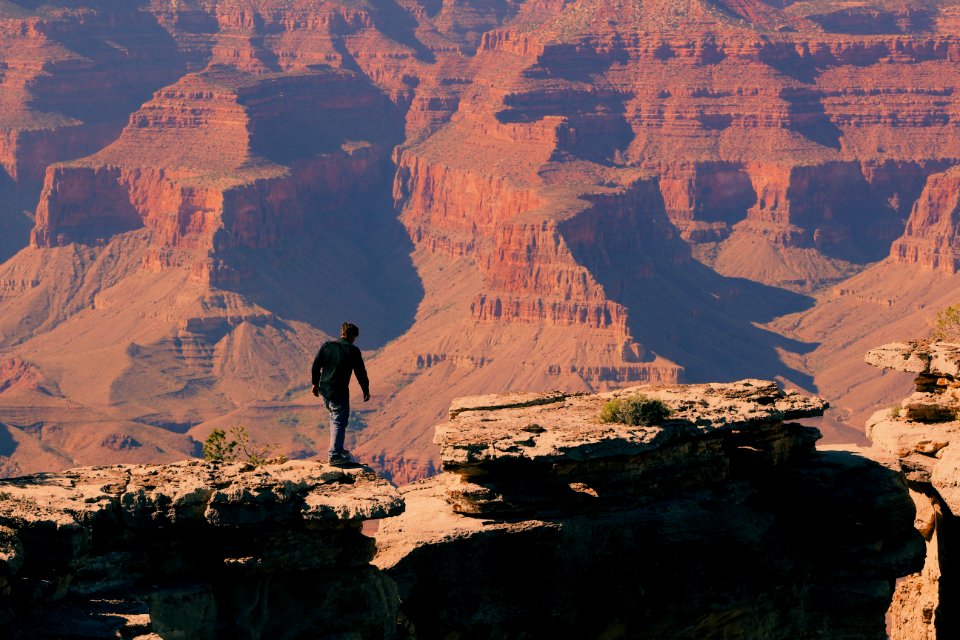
[340,322,360,343]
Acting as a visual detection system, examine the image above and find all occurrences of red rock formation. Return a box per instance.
[31,67,396,281]
[3,0,960,489]
[891,166,960,273]
[0,0,189,242]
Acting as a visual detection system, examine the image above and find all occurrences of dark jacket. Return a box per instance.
[311,339,369,400]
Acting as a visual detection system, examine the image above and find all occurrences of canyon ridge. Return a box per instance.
[1,0,960,483]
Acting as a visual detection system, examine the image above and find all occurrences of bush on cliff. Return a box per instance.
[203,425,286,466]
[598,395,671,426]
[931,304,960,341]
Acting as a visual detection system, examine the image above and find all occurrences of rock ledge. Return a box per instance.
[0,459,403,639]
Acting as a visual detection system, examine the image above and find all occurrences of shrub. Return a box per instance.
[203,429,237,463]
[931,304,960,341]
[599,395,671,426]
[889,406,902,420]
[203,425,286,466]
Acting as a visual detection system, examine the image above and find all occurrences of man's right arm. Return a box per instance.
[311,345,326,396]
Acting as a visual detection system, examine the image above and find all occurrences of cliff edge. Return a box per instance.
[0,378,929,639]
[376,380,924,639]
[865,341,960,639]
[0,459,404,639]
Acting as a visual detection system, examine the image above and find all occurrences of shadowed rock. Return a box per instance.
[376,380,923,639]
[0,459,403,639]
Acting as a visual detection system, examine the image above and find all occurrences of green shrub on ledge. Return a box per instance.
[599,395,671,426]
[931,304,960,341]
[203,425,286,466]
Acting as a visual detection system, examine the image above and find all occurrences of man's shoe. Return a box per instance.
[328,451,353,466]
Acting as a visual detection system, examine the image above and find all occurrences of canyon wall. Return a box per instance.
[2,0,960,483]
[891,166,960,274]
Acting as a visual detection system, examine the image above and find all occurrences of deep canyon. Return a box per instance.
[0,0,959,484]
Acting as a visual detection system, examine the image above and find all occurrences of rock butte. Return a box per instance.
[1,379,928,638]
[1,0,960,481]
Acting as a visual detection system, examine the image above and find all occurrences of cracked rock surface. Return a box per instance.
[0,459,403,639]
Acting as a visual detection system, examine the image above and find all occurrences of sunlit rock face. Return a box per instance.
[376,381,924,639]
[3,0,960,484]
[865,341,960,640]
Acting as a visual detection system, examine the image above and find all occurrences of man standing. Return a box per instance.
[311,322,370,465]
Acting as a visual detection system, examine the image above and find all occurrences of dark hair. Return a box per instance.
[341,322,359,340]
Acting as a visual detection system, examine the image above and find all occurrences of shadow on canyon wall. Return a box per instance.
[225,173,424,350]
[0,191,36,264]
[0,425,16,458]
[564,184,818,388]
[29,0,189,125]
[623,263,817,387]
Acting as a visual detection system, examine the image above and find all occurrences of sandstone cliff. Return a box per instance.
[863,341,960,640]
[0,459,404,638]
[891,166,960,274]
[0,380,928,639]
[376,380,924,638]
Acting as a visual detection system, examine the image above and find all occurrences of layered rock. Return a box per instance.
[0,459,404,638]
[357,0,960,481]
[0,0,191,263]
[376,380,924,638]
[30,66,398,278]
[864,341,960,639]
[6,0,960,486]
[891,166,960,273]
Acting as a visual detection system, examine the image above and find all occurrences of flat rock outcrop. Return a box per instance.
[376,380,924,639]
[865,341,960,639]
[0,459,404,639]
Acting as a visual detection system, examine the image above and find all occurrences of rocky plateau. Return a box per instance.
[0,378,932,638]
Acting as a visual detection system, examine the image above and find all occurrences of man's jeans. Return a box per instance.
[325,394,350,457]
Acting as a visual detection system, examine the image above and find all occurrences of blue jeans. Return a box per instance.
[325,394,349,457]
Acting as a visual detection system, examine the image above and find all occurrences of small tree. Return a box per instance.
[931,304,960,341]
[203,428,237,463]
[599,395,671,426]
[203,425,285,466]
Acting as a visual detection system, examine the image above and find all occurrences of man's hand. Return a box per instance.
[363,392,371,402]
[312,385,321,397]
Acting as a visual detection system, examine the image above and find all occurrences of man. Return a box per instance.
[311,322,370,465]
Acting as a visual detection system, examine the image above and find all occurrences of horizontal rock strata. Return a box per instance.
[376,380,923,639]
[0,459,404,639]
[865,341,960,640]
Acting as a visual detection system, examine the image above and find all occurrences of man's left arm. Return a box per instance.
[311,346,325,397]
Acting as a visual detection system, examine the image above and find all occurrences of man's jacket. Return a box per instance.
[311,339,369,400]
